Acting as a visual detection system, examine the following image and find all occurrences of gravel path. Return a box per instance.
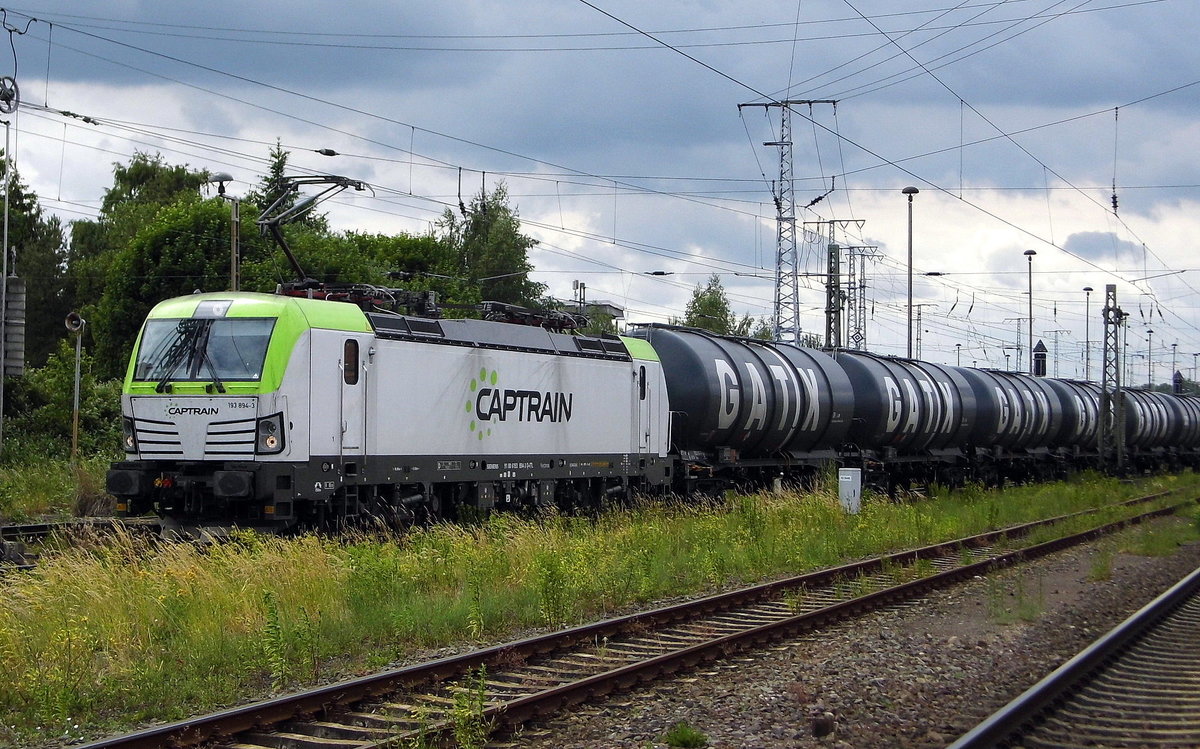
[507,516,1200,749]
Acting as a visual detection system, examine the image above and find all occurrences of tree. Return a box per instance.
[579,310,618,336]
[92,196,232,376]
[343,231,476,307]
[0,160,68,367]
[679,274,737,334]
[436,183,545,307]
[798,331,824,348]
[65,153,210,351]
[4,338,122,460]
[733,315,774,340]
[244,140,292,215]
[243,140,329,232]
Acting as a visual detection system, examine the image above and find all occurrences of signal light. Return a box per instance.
[121,418,138,453]
[255,413,286,454]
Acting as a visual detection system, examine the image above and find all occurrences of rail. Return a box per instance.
[949,563,1200,748]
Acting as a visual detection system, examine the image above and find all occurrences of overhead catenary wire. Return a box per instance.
[837,0,1200,314]
[4,4,1195,357]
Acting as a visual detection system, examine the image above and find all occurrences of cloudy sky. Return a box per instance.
[5,0,1199,382]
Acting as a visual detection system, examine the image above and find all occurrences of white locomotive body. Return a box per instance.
[107,292,671,530]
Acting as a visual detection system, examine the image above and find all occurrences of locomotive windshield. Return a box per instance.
[134,317,276,386]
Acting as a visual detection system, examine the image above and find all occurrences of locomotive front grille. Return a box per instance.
[133,417,183,456]
[204,417,257,457]
[131,416,258,458]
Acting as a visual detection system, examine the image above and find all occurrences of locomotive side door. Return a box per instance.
[637,364,651,452]
[339,337,367,457]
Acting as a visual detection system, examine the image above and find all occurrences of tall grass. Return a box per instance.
[0,471,1195,746]
[0,456,112,522]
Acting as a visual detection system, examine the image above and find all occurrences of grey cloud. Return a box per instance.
[1062,231,1143,264]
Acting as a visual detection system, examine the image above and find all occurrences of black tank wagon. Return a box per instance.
[628,324,1200,494]
[625,325,854,490]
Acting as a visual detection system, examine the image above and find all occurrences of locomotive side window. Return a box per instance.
[639,366,646,400]
[343,339,360,385]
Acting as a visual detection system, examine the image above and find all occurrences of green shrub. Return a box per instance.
[2,340,123,465]
[662,720,708,748]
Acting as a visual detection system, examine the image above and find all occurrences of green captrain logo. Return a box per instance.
[467,367,574,440]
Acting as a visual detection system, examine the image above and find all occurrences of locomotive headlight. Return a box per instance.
[255,412,286,455]
[121,417,138,453]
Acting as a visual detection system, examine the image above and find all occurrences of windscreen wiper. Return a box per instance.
[194,323,226,394]
[152,319,204,393]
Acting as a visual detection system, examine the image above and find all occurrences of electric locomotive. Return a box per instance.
[106,291,672,534]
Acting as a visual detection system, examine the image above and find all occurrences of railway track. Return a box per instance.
[72,490,1194,749]
[950,562,1200,748]
[0,517,159,571]
[0,520,73,569]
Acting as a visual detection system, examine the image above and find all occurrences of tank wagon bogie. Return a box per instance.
[108,294,1200,533]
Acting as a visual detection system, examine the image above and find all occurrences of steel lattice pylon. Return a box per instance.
[825,242,841,348]
[1099,283,1126,471]
[845,246,859,348]
[739,99,836,345]
[771,107,800,344]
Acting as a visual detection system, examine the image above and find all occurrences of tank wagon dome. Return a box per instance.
[125,292,372,395]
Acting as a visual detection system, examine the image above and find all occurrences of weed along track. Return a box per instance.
[75,490,1196,749]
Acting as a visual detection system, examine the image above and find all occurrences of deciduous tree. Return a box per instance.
[679,274,737,334]
[0,161,67,367]
[436,184,545,307]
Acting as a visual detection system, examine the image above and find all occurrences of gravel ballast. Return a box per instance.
[509,517,1200,749]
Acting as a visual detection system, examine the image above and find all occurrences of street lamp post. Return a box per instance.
[902,186,919,358]
[208,172,240,291]
[1024,250,1036,374]
[1171,342,1178,379]
[956,343,961,366]
[1193,352,1198,386]
[1083,286,1094,380]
